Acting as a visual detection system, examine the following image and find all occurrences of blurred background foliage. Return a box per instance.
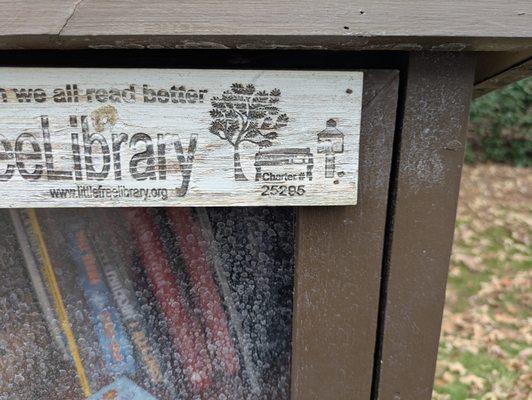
[433,78,531,400]
[466,77,531,167]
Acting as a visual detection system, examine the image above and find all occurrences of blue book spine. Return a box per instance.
[65,224,136,376]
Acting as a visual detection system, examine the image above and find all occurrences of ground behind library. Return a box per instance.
[433,164,531,399]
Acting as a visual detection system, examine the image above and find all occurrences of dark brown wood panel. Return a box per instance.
[1,1,531,51]
[474,49,532,97]
[475,56,532,98]
[475,50,532,84]
[292,70,399,399]
[374,53,476,400]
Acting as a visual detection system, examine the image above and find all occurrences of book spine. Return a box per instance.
[39,210,111,391]
[103,206,188,396]
[125,208,213,394]
[65,223,136,376]
[10,210,69,359]
[166,208,240,376]
[87,216,180,399]
[126,254,189,398]
[22,209,93,397]
[195,208,261,394]
[0,211,83,399]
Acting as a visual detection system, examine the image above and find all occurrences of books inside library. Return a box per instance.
[0,207,295,399]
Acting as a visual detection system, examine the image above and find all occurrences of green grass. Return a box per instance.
[497,340,528,358]
[434,203,531,399]
[437,349,514,395]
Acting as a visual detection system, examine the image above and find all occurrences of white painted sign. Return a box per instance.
[0,68,362,207]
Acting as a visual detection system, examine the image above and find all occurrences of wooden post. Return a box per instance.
[372,52,476,400]
[292,70,399,399]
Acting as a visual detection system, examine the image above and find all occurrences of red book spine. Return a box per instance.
[124,208,212,393]
[166,208,240,376]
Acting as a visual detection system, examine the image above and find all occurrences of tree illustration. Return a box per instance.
[209,83,289,181]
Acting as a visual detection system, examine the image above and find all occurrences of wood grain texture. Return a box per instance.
[474,49,532,97]
[474,55,532,98]
[475,50,532,83]
[291,70,399,399]
[0,1,531,51]
[374,53,475,400]
[0,67,362,207]
[0,0,81,35]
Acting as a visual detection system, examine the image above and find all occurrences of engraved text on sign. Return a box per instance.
[0,68,362,207]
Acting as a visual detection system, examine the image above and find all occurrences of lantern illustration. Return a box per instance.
[317,119,345,178]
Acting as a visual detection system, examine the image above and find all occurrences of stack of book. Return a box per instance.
[1,207,294,400]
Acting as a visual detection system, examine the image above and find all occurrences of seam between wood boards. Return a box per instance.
[369,54,410,400]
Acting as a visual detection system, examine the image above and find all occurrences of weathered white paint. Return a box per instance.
[2,1,531,51]
[0,68,362,207]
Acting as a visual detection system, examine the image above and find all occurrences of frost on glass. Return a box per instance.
[0,207,294,400]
